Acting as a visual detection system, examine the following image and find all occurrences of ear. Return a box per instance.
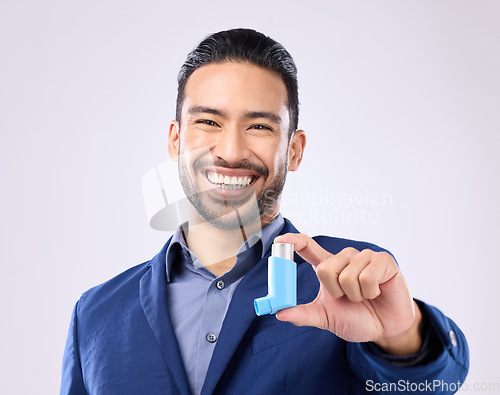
[168,120,180,161]
[288,129,306,171]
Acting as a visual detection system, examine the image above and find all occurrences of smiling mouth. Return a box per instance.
[206,171,256,190]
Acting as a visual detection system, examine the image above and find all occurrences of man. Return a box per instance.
[61,28,469,394]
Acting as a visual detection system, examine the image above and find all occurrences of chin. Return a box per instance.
[200,204,262,230]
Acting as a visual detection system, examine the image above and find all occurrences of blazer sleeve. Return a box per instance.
[346,299,469,394]
[61,300,87,395]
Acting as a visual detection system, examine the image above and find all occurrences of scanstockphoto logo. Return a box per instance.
[281,189,393,226]
[365,380,500,393]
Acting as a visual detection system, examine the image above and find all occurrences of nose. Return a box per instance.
[212,126,252,165]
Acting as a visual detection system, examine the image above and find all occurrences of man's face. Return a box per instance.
[168,61,304,230]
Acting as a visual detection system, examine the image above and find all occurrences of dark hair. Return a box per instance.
[176,28,299,137]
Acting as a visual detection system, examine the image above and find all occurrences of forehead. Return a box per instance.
[182,61,289,123]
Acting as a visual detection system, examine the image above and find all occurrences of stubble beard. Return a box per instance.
[178,157,287,230]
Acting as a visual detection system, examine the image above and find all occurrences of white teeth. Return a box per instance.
[206,171,254,188]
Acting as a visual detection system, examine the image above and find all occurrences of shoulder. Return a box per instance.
[82,260,150,299]
[76,240,170,315]
[75,260,151,317]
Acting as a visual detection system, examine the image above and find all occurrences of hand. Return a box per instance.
[274,233,423,355]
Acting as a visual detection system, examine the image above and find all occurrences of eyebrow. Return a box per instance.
[188,106,226,117]
[188,106,282,124]
[244,111,282,124]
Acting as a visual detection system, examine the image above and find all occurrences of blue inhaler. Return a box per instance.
[254,243,297,315]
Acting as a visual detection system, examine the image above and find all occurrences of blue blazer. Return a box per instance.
[61,219,469,394]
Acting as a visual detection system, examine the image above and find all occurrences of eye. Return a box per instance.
[196,119,219,127]
[250,124,273,131]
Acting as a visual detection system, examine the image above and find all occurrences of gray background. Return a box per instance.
[1,0,499,393]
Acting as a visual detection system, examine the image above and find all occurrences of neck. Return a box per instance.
[185,207,278,277]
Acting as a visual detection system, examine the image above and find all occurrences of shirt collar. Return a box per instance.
[165,214,285,282]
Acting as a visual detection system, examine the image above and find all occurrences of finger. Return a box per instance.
[337,249,373,303]
[359,252,399,299]
[316,247,359,299]
[275,301,326,328]
[274,233,332,267]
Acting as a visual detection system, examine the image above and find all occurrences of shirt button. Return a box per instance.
[216,280,225,290]
[182,250,190,259]
[206,333,217,343]
[449,330,457,347]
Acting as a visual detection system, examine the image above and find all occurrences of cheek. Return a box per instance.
[179,143,213,187]
[179,130,211,157]
[180,127,215,149]
[263,138,289,173]
[179,128,207,153]
[179,146,207,173]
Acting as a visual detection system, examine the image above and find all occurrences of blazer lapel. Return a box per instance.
[139,241,191,395]
[201,219,302,394]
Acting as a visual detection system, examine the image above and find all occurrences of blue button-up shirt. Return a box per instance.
[165,214,285,394]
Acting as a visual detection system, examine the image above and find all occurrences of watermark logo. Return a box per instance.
[142,157,394,230]
[366,379,499,393]
[282,189,393,226]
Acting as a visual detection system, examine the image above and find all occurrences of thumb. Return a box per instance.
[275,302,323,328]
